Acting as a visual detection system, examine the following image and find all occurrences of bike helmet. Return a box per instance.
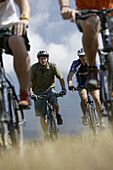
[37,50,49,59]
[77,48,85,56]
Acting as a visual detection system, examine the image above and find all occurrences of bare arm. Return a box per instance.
[67,72,74,86]
[13,0,31,35]
[14,0,30,18]
[59,77,66,89]
[58,0,76,22]
[29,82,33,94]
[59,0,69,6]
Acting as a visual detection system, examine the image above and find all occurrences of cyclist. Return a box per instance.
[30,50,66,140]
[67,48,106,128]
[59,0,113,92]
[0,0,31,107]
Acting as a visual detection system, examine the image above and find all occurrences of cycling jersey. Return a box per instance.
[30,62,63,93]
[0,0,18,28]
[70,59,88,87]
[76,0,113,10]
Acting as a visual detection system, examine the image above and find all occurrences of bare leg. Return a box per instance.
[52,102,63,124]
[52,102,59,114]
[8,36,30,92]
[80,16,100,66]
[79,89,87,116]
[91,90,103,123]
[40,115,47,136]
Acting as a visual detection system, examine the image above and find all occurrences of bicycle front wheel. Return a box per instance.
[87,103,97,136]
[49,111,58,140]
[1,122,9,151]
[8,91,24,154]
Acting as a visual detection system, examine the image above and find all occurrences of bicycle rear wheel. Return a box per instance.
[8,91,24,154]
[48,111,58,140]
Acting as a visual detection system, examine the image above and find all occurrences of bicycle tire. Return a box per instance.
[87,103,97,135]
[8,90,24,154]
[0,89,9,151]
[1,122,9,151]
[48,111,58,140]
[106,52,113,98]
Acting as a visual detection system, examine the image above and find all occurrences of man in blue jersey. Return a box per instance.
[67,48,105,128]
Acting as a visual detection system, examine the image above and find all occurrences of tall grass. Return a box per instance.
[0,131,113,170]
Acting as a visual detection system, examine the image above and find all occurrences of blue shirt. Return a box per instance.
[70,59,88,86]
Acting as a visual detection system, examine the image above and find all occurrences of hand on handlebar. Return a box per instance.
[60,7,78,22]
[68,85,76,91]
[14,19,29,36]
[60,88,67,96]
[30,93,37,101]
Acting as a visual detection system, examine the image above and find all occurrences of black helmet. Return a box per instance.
[77,48,85,56]
[37,50,49,59]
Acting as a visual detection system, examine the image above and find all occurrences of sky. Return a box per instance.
[2,0,104,139]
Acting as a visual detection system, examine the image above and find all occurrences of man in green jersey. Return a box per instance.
[30,50,66,140]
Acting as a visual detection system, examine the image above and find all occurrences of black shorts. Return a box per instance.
[0,26,30,55]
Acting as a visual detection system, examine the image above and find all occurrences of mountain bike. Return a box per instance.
[76,7,113,131]
[0,49,25,154]
[31,92,64,141]
[74,86,99,136]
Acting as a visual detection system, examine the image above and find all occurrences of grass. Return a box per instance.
[0,131,113,170]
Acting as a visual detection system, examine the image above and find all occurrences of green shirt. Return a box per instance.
[30,62,62,92]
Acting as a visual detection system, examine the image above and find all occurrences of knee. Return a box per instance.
[9,36,25,50]
[81,16,100,35]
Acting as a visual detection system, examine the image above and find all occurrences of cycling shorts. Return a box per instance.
[0,26,30,55]
[34,88,58,117]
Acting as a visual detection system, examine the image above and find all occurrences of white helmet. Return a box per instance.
[77,48,85,56]
[37,50,49,59]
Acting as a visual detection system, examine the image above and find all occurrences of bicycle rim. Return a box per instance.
[50,111,58,140]
[8,92,24,154]
[88,104,97,136]
[1,122,9,151]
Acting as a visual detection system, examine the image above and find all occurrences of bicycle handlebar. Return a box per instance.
[76,7,113,20]
[72,86,85,91]
[30,92,64,101]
